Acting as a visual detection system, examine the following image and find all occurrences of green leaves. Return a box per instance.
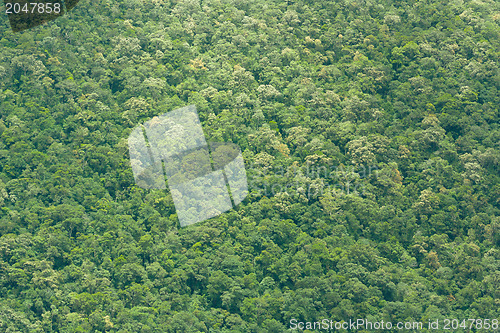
[0,0,498,330]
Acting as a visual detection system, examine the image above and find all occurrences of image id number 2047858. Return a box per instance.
[5,2,61,14]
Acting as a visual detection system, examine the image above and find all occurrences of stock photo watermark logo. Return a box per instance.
[4,0,80,32]
[128,105,248,227]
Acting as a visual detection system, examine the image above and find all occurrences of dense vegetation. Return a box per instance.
[0,0,499,331]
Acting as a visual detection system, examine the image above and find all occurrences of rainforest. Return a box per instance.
[0,0,499,332]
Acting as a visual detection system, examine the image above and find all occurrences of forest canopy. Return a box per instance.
[0,0,499,332]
